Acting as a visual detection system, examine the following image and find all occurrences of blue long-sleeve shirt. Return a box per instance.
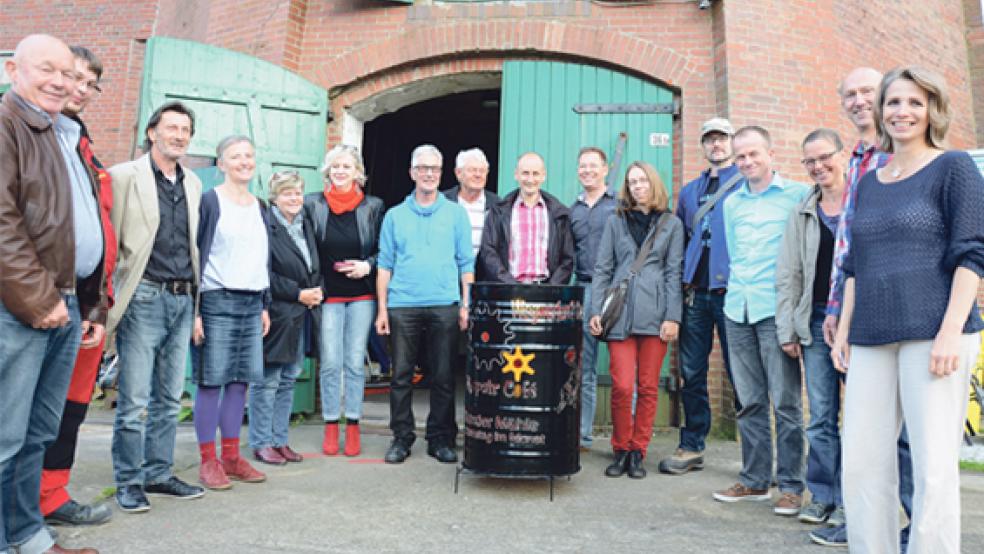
[843,151,984,345]
[723,173,810,324]
[377,192,474,308]
[676,164,741,289]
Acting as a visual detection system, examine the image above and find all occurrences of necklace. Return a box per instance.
[888,149,933,180]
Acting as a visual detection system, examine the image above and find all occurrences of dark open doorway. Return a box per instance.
[362,89,501,208]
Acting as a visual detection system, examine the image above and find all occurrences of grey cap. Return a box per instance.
[699,117,735,142]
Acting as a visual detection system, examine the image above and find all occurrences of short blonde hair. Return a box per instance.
[267,170,305,203]
[320,144,367,186]
[875,66,951,152]
[618,161,669,215]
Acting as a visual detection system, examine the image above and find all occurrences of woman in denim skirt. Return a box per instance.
[248,171,322,465]
[303,145,384,456]
[192,135,271,490]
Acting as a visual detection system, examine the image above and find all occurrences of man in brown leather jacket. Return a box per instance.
[0,34,102,554]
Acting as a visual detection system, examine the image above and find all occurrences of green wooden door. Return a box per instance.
[497,60,676,387]
[137,37,329,196]
[139,38,328,414]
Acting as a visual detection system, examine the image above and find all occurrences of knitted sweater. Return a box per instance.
[844,150,984,345]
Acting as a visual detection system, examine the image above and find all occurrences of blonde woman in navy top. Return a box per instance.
[832,66,984,553]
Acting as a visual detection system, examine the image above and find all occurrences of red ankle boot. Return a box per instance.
[343,423,361,457]
[322,423,340,455]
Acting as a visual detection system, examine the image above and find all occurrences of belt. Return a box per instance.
[691,287,727,295]
[142,279,194,295]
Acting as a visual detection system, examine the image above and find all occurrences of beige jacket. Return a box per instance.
[106,154,202,338]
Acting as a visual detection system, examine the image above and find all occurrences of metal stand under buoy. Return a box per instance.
[454,464,572,501]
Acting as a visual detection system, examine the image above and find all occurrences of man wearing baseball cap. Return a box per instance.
[659,117,742,475]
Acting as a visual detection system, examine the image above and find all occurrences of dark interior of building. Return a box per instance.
[362,89,501,209]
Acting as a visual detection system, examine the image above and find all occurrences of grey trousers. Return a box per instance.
[725,316,805,493]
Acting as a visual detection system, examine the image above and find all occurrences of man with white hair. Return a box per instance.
[444,148,500,275]
[376,144,475,465]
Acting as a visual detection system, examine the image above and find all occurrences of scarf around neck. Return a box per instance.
[324,183,364,215]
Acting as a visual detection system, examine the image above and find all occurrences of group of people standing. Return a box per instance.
[1,31,982,554]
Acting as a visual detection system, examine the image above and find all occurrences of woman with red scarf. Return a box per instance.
[304,145,384,456]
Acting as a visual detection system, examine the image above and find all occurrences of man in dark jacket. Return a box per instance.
[0,34,102,554]
[478,152,574,285]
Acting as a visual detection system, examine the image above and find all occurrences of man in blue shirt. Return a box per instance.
[569,146,617,450]
[376,144,475,465]
[712,126,809,517]
[660,118,741,475]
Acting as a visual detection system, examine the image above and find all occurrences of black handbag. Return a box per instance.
[597,213,671,340]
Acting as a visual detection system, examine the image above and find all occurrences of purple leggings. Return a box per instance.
[194,382,248,444]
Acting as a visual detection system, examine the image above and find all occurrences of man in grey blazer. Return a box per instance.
[107,101,206,513]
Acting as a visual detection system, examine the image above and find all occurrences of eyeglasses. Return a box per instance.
[627,177,650,186]
[801,151,839,169]
[413,165,442,174]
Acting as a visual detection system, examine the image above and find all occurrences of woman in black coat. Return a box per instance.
[247,171,322,465]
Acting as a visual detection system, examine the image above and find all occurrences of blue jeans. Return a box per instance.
[249,334,303,449]
[319,300,375,421]
[678,290,735,452]
[725,316,805,493]
[802,305,843,507]
[0,295,80,554]
[579,280,598,447]
[111,281,193,486]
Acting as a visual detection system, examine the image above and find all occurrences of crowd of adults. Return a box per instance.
[2,33,983,554]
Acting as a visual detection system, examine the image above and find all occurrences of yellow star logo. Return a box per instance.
[502,346,535,382]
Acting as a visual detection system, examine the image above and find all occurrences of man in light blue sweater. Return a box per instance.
[375,144,475,465]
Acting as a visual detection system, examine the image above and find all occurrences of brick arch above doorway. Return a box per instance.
[314,20,692,95]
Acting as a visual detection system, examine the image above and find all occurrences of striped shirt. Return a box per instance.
[457,193,486,256]
[509,195,550,283]
[825,140,891,316]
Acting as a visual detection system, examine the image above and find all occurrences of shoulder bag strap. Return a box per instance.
[629,213,671,276]
[691,172,743,231]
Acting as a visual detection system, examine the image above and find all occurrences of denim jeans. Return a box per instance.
[195,289,264,386]
[678,290,735,452]
[802,304,843,507]
[112,280,193,486]
[578,280,598,447]
[725,316,805,493]
[319,299,375,421]
[0,294,81,554]
[388,305,459,445]
[249,334,303,449]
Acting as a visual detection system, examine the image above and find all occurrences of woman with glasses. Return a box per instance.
[304,145,384,456]
[193,135,270,489]
[832,66,984,552]
[248,171,322,465]
[775,128,848,526]
[588,161,683,479]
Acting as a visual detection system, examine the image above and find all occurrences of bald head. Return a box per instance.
[840,67,883,136]
[514,151,546,202]
[6,34,75,117]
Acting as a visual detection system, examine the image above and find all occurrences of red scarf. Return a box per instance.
[324,183,364,215]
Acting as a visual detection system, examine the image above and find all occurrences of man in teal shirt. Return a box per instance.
[375,144,474,465]
[712,126,809,516]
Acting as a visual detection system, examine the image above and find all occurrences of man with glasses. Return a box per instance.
[107,101,206,512]
[39,45,118,529]
[478,151,574,285]
[376,144,474,464]
[1,34,103,554]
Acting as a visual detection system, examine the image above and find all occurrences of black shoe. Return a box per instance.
[45,499,113,526]
[427,443,458,464]
[144,476,206,500]
[626,450,647,479]
[115,484,150,513]
[605,450,629,477]
[384,440,412,464]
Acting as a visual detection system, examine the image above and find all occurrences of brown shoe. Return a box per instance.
[253,447,287,465]
[44,545,99,553]
[773,492,803,516]
[222,456,266,483]
[712,482,771,503]
[199,459,232,490]
[276,445,304,463]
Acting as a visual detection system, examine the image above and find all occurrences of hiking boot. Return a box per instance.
[774,492,803,516]
[826,505,846,527]
[798,501,834,524]
[809,524,848,547]
[657,448,704,475]
[712,482,770,503]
